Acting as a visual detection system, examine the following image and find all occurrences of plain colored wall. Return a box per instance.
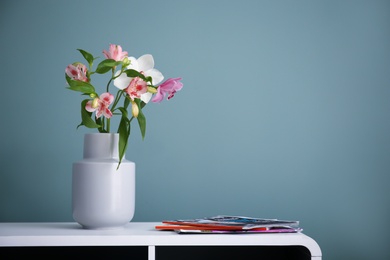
[1,0,389,259]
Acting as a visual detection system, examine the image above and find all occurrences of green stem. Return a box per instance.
[107,118,110,132]
[111,90,124,112]
[106,78,113,93]
[106,68,116,92]
[97,117,104,133]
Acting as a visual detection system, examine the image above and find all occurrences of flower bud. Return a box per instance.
[92,98,99,109]
[131,101,139,118]
[89,93,97,98]
[122,57,130,67]
[147,86,157,94]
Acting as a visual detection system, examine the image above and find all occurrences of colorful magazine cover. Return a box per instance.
[156,215,301,233]
[173,227,303,234]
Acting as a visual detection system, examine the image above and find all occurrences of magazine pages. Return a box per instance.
[155,215,302,234]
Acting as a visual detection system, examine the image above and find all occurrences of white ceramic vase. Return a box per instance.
[72,133,135,229]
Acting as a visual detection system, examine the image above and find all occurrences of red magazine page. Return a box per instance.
[155,215,302,234]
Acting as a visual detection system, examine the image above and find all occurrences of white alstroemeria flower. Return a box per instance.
[113,54,164,103]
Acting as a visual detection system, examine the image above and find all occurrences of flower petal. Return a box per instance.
[141,92,153,103]
[113,72,132,90]
[103,44,128,61]
[145,68,164,85]
[100,92,114,104]
[151,88,165,103]
[85,101,96,112]
[151,78,183,103]
[96,108,103,118]
[137,54,154,72]
[102,107,113,118]
[127,57,139,71]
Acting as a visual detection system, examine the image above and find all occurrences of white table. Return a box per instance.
[0,222,321,259]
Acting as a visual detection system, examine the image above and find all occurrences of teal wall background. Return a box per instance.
[1,0,389,258]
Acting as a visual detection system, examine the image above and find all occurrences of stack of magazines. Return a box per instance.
[155,215,302,234]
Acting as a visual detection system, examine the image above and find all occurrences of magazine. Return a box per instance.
[156,215,301,234]
[176,228,302,234]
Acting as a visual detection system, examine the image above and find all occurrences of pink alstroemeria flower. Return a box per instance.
[65,63,88,82]
[125,76,148,100]
[103,44,128,61]
[152,78,183,103]
[85,92,114,118]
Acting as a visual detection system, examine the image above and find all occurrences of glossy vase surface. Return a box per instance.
[72,133,135,229]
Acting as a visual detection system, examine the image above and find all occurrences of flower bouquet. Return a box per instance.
[65,44,183,167]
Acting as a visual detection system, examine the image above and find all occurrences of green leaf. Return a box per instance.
[117,108,131,169]
[77,49,94,66]
[80,99,101,129]
[117,107,130,121]
[66,75,95,94]
[124,69,146,80]
[135,99,146,140]
[118,121,129,159]
[140,100,147,109]
[95,59,121,74]
[124,95,130,109]
[145,76,153,84]
[96,117,108,133]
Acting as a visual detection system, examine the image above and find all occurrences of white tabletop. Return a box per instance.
[0,222,321,257]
